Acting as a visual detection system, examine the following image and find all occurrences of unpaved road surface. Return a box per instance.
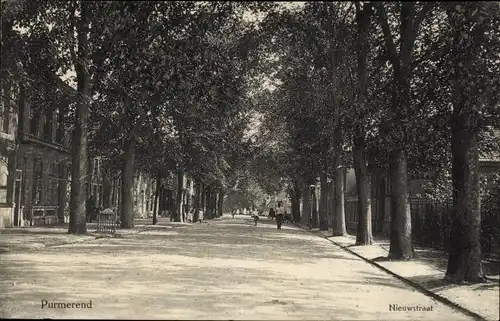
[0,216,472,320]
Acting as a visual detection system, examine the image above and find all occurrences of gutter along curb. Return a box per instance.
[292,223,487,321]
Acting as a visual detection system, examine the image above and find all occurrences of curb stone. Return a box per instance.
[292,223,487,321]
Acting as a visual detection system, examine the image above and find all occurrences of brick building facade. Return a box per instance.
[0,74,19,228]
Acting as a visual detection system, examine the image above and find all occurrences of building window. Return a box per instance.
[92,184,99,206]
[56,107,64,143]
[32,157,43,205]
[30,83,47,137]
[29,109,36,135]
[0,156,9,204]
[93,158,99,179]
[43,111,54,141]
[53,108,59,142]
[1,80,14,134]
[48,162,59,206]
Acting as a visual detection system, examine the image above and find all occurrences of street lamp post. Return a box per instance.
[326,177,332,227]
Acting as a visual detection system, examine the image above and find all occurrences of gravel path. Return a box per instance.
[0,216,473,320]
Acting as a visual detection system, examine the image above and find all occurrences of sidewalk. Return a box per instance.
[295,224,499,321]
[0,216,216,254]
[0,222,179,253]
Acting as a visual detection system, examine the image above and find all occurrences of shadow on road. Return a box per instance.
[0,216,476,320]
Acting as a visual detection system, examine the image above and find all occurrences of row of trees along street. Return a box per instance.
[2,1,499,285]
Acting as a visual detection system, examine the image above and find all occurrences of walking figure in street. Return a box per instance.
[197,208,204,223]
[276,201,284,230]
[252,206,259,226]
[187,208,194,223]
[268,207,276,220]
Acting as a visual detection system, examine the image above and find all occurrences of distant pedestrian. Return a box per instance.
[276,202,285,230]
[268,207,276,220]
[188,209,194,223]
[252,207,259,226]
[232,209,235,219]
[197,208,204,223]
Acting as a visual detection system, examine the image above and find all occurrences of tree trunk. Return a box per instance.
[186,180,193,214]
[153,171,161,225]
[213,190,217,218]
[444,2,486,284]
[182,187,187,221]
[115,178,121,216]
[445,118,484,283]
[193,181,199,209]
[354,2,374,245]
[328,177,335,228]
[332,154,347,236]
[212,190,217,219]
[291,192,300,224]
[210,188,216,219]
[204,187,209,218]
[376,0,433,259]
[291,177,301,223]
[376,170,386,234]
[120,135,135,229]
[218,190,224,217]
[319,171,329,230]
[68,1,90,234]
[311,186,318,229]
[170,189,177,221]
[388,151,413,259]
[301,185,311,227]
[197,182,203,210]
[176,169,185,222]
[200,184,205,212]
[205,186,212,219]
[354,130,373,245]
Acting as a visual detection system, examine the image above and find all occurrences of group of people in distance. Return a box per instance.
[230,202,288,230]
[187,208,204,223]
[231,207,261,225]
